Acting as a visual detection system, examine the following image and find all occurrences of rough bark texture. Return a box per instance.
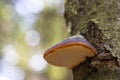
[64,0,120,80]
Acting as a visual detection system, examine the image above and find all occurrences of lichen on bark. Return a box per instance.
[64,0,120,80]
[64,0,120,57]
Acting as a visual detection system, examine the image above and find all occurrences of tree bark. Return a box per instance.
[64,0,120,80]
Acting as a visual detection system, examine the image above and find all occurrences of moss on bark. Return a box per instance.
[64,0,120,80]
[64,0,120,57]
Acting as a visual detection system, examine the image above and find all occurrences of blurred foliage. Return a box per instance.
[0,0,72,80]
[36,8,67,49]
[0,2,18,50]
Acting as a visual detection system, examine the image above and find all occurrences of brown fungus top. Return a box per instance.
[43,35,97,68]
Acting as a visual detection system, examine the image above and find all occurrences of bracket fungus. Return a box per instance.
[43,35,97,68]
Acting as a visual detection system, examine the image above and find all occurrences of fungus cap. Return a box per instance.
[44,35,97,68]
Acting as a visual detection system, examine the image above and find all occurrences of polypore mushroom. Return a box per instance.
[43,35,97,68]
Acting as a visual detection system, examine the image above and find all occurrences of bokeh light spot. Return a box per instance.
[25,30,40,46]
[14,0,31,17]
[0,76,10,80]
[25,0,44,14]
[29,54,47,72]
[14,0,44,17]
[2,45,19,65]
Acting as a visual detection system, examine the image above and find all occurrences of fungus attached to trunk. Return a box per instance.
[43,35,97,68]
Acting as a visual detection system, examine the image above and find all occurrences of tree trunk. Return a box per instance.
[64,0,120,80]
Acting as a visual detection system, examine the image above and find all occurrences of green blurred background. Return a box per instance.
[0,0,73,80]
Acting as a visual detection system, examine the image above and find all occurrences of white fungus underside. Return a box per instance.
[45,46,95,68]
